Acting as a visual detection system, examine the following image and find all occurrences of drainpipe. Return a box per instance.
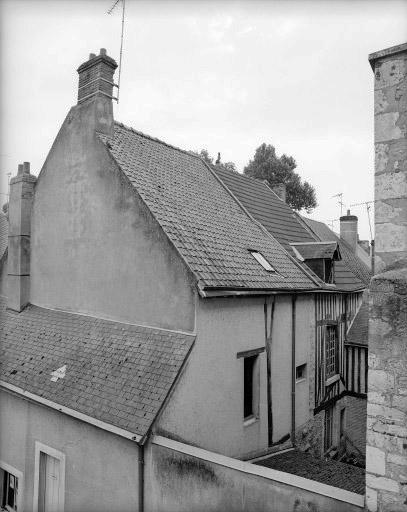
[138,443,144,512]
[291,295,297,446]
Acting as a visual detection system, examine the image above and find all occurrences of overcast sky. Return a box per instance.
[1,0,406,240]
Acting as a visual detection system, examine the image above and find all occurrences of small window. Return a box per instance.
[296,363,307,381]
[325,325,339,379]
[243,355,260,420]
[250,251,275,272]
[1,469,19,512]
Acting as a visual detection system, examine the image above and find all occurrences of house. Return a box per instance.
[213,166,370,460]
[0,49,365,512]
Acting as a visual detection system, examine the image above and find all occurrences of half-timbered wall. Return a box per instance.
[315,292,362,411]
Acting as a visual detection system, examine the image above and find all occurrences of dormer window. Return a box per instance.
[250,251,275,272]
[290,242,341,284]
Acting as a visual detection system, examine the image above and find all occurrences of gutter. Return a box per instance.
[198,285,363,298]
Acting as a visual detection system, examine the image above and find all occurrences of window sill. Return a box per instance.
[243,415,258,427]
[325,374,340,386]
[296,378,306,384]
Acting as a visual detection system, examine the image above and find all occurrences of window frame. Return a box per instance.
[0,461,23,512]
[33,442,65,512]
[238,350,262,425]
[295,363,307,383]
[250,251,275,272]
[324,405,334,453]
[325,323,340,383]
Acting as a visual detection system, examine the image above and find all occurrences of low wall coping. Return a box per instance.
[152,435,365,508]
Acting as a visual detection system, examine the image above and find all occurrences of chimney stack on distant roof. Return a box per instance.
[7,162,37,312]
[340,209,358,252]
[77,48,118,104]
[272,183,286,203]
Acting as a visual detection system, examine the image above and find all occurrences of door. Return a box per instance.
[38,453,61,512]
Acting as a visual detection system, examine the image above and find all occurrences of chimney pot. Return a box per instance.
[89,53,96,60]
[23,162,30,174]
[100,48,107,56]
[17,164,24,176]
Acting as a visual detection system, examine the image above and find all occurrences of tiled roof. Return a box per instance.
[213,166,368,292]
[301,217,371,291]
[291,242,340,261]
[0,296,195,438]
[347,300,368,346]
[97,123,318,292]
[254,449,365,494]
[0,211,7,261]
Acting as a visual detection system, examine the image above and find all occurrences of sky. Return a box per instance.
[1,0,406,240]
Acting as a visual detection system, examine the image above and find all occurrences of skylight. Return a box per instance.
[250,251,275,272]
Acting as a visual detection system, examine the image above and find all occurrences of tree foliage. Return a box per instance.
[192,149,236,173]
[243,143,317,213]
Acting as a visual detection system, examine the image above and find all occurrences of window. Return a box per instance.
[33,442,65,512]
[0,463,22,512]
[250,251,275,272]
[325,325,339,380]
[324,405,334,452]
[340,408,346,438]
[296,363,307,382]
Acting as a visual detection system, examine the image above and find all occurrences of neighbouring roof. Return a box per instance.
[290,242,341,261]
[0,211,7,262]
[347,300,368,346]
[97,123,318,292]
[0,296,195,439]
[254,449,365,495]
[301,217,371,291]
[213,166,369,292]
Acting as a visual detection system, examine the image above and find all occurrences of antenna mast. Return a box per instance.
[108,0,126,103]
[350,199,377,241]
[332,192,345,216]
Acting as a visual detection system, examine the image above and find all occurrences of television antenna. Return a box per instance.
[107,0,126,103]
[349,200,376,241]
[327,218,339,230]
[332,192,345,216]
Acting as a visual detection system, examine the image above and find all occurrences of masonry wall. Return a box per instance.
[30,100,196,332]
[156,294,316,459]
[0,390,140,512]
[0,255,7,297]
[366,43,407,512]
[145,437,364,512]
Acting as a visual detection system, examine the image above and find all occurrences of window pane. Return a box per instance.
[244,356,255,418]
[325,325,338,378]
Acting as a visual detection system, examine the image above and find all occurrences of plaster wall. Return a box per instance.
[30,100,195,332]
[145,441,364,512]
[156,294,315,458]
[0,256,7,297]
[0,390,140,512]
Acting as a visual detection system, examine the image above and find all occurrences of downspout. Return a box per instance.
[138,443,145,512]
[264,297,275,446]
[291,295,297,446]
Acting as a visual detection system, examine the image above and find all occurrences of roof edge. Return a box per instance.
[0,380,142,443]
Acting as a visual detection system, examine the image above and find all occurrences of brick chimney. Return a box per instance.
[76,48,118,135]
[7,162,36,312]
[339,209,358,252]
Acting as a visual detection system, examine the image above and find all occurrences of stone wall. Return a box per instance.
[366,43,407,512]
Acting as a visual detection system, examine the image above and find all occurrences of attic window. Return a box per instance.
[250,251,275,272]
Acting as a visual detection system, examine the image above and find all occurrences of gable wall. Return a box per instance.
[30,102,196,332]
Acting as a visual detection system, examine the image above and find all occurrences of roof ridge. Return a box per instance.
[113,121,202,161]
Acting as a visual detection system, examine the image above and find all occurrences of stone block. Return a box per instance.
[375,112,404,142]
[367,446,386,475]
[369,370,395,392]
[366,486,378,512]
[393,395,407,411]
[387,453,407,466]
[366,473,400,492]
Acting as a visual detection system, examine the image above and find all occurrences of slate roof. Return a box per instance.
[0,211,7,262]
[0,296,195,439]
[290,242,340,261]
[97,123,318,292]
[347,300,368,346]
[301,217,371,289]
[254,449,365,495]
[213,166,369,292]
